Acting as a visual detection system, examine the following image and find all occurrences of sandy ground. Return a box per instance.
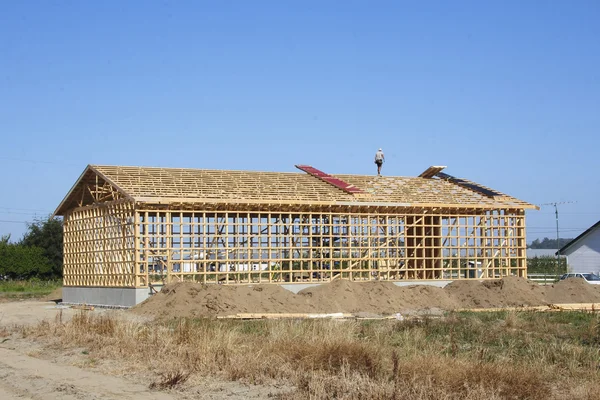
[0,343,285,400]
[0,301,90,326]
[0,301,175,399]
[0,300,287,400]
[0,346,176,400]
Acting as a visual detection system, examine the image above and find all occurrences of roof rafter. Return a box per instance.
[53,165,135,216]
[53,164,538,216]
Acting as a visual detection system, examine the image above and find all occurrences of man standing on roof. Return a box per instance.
[374,148,385,176]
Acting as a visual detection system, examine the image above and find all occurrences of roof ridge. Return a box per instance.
[91,164,416,179]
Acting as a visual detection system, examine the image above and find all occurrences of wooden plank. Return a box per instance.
[418,165,447,179]
[551,303,600,311]
[455,304,600,312]
[217,313,353,320]
[295,165,364,194]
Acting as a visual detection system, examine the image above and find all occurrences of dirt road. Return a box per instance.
[0,301,80,326]
[0,343,283,400]
[0,347,176,400]
[0,300,286,399]
[0,301,174,399]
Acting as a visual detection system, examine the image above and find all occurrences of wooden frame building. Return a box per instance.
[54,164,537,306]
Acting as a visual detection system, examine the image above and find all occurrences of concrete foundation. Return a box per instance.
[393,280,452,288]
[62,287,152,308]
[280,284,322,294]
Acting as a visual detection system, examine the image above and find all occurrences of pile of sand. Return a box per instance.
[545,279,600,304]
[131,277,600,319]
[132,282,305,319]
[445,276,548,308]
[297,279,459,314]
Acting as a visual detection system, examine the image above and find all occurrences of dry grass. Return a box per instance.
[149,369,191,390]
[15,310,600,399]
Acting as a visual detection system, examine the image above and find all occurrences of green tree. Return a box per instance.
[527,256,567,275]
[529,237,573,249]
[20,216,63,277]
[0,241,52,278]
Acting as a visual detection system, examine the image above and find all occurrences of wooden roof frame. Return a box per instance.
[54,165,135,216]
[54,164,539,216]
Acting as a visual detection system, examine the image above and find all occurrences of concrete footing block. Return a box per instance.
[62,287,152,308]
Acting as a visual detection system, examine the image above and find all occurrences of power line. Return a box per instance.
[529,230,585,235]
[538,201,577,208]
[0,219,30,224]
[538,201,576,276]
[0,207,52,212]
[528,227,583,229]
[0,157,81,167]
[534,212,599,215]
[528,230,583,233]
[0,211,46,216]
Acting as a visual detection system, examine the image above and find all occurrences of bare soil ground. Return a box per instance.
[0,345,176,400]
[0,301,92,326]
[0,302,168,399]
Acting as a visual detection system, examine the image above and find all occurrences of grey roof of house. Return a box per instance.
[558,220,600,255]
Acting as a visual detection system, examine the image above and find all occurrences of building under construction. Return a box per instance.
[54,164,537,306]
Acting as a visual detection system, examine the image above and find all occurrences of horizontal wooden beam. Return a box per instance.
[133,197,537,210]
[217,313,354,319]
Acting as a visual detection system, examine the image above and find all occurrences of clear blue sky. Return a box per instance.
[1,1,599,244]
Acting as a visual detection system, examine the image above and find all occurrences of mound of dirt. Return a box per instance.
[131,276,600,319]
[134,279,461,319]
[132,282,306,319]
[445,276,547,308]
[444,280,495,308]
[43,287,62,302]
[545,279,600,304]
[298,279,402,313]
[299,279,460,314]
[401,284,461,311]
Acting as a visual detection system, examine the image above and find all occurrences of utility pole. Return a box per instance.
[539,201,575,278]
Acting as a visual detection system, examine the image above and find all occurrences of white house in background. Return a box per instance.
[557,220,600,275]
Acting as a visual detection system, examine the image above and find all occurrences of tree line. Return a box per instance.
[528,237,574,249]
[0,217,63,279]
[527,256,567,275]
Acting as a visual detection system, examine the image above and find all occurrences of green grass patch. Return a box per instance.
[0,279,61,296]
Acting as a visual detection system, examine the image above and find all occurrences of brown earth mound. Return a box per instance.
[131,277,600,319]
[133,282,305,319]
[298,279,459,314]
[445,276,548,308]
[545,279,600,304]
